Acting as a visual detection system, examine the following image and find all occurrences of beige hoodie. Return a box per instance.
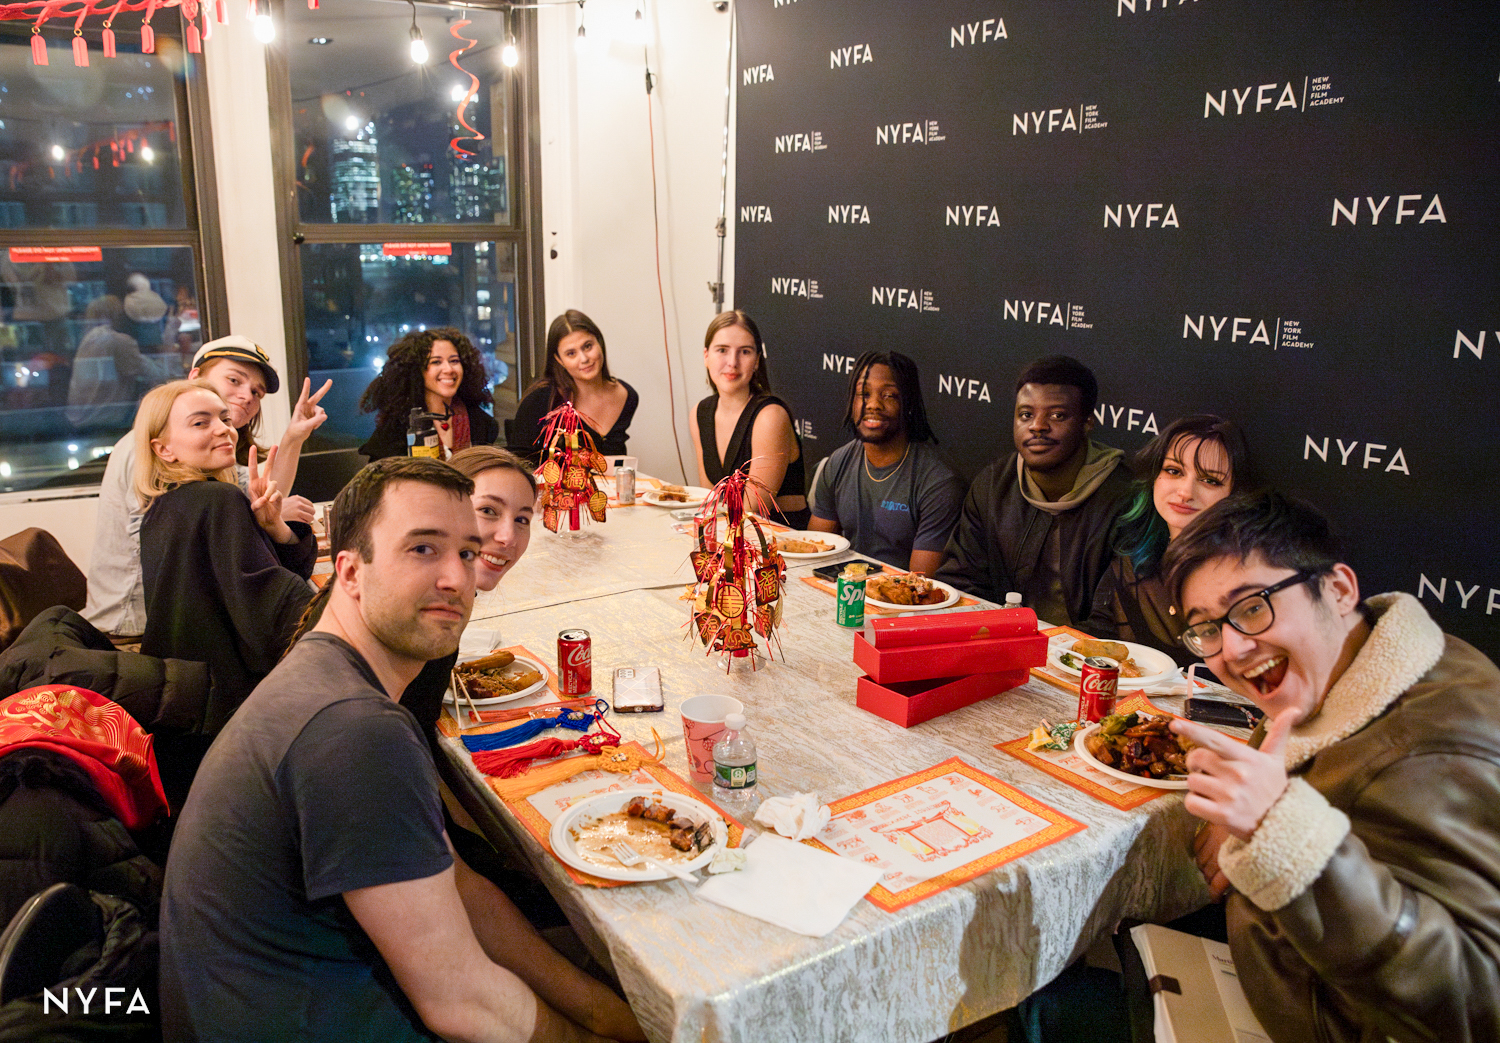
[1017,441,1125,515]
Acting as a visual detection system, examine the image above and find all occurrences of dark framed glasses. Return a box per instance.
[1179,571,1315,658]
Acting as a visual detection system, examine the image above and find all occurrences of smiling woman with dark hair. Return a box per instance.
[358,327,497,461]
[509,310,637,463]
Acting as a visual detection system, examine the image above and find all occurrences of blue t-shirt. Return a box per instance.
[160,633,453,1042]
[811,439,965,569]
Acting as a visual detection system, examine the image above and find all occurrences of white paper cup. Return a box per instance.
[680,694,744,781]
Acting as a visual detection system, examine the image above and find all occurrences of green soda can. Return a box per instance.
[836,564,868,628]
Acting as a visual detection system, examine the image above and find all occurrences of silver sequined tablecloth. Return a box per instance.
[439,505,1212,1043]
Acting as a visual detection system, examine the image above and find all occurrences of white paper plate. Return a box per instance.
[640,486,711,509]
[445,654,549,707]
[775,531,850,559]
[863,576,961,612]
[549,787,723,882]
[1073,722,1188,790]
[1049,639,1178,688]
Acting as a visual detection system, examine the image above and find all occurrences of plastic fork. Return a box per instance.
[609,841,698,885]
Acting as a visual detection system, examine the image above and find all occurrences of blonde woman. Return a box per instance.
[136,379,316,736]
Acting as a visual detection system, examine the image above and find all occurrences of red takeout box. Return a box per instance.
[856,669,1031,728]
[852,629,1048,685]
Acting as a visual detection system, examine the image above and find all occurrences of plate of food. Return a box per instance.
[775,531,850,559]
[549,787,726,882]
[641,484,711,508]
[1073,712,1192,790]
[1049,638,1178,688]
[863,573,960,612]
[446,650,549,707]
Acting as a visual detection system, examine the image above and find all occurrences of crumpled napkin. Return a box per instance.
[754,792,831,841]
[694,833,881,936]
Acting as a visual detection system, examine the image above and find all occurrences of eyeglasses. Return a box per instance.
[1179,571,1315,658]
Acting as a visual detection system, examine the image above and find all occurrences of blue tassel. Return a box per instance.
[463,708,599,752]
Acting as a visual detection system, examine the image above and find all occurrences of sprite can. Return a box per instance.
[836,564,868,628]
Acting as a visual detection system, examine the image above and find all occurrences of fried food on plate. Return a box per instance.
[780,536,832,554]
[1083,712,1192,779]
[866,573,947,606]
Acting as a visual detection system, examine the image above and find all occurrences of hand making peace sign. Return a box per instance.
[247,444,296,544]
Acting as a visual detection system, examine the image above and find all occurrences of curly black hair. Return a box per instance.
[359,327,492,427]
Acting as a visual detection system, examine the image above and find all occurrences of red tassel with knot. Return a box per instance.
[140,23,155,53]
[186,24,200,51]
[103,27,116,57]
[31,29,48,66]
[215,0,226,21]
[471,738,576,778]
[72,32,88,66]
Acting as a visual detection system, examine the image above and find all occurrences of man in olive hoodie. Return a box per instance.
[935,355,1132,625]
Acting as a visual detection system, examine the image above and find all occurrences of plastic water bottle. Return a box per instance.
[712,713,759,810]
[1005,591,1023,609]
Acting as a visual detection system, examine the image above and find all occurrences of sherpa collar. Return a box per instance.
[1281,592,1445,772]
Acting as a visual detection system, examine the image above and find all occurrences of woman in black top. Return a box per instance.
[509,310,637,462]
[134,380,315,735]
[358,327,499,461]
[690,310,808,527]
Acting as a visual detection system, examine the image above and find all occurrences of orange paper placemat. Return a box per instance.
[799,573,980,615]
[438,644,561,737]
[495,747,745,888]
[808,757,1085,912]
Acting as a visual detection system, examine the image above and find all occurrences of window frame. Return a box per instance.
[263,0,545,404]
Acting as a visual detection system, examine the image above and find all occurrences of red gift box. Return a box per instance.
[856,669,1031,728]
[861,607,1037,648]
[852,630,1048,686]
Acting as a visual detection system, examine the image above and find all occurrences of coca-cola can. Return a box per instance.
[1078,656,1120,723]
[616,467,636,505]
[558,629,592,694]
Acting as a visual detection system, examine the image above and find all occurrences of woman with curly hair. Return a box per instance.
[358,327,498,461]
[508,310,638,463]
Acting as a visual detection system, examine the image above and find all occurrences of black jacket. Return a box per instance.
[140,481,315,737]
[934,451,1134,625]
[359,401,500,462]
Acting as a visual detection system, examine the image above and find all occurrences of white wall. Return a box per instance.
[538,0,736,485]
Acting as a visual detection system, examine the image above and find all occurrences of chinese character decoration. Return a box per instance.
[686,467,786,668]
[535,401,607,534]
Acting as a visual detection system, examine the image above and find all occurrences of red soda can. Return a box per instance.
[558,629,592,694]
[1078,656,1120,722]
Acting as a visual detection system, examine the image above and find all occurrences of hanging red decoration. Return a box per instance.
[447,18,485,160]
[29,25,47,65]
[685,467,786,668]
[534,402,608,534]
[7,0,234,66]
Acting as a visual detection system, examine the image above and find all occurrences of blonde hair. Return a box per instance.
[133,379,239,510]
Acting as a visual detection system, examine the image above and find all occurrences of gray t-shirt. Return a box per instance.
[811,439,965,569]
[160,633,452,1042]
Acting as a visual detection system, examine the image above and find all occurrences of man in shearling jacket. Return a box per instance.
[1161,490,1500,1043]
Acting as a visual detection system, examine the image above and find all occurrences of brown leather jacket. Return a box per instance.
[1217,593,1500,1043]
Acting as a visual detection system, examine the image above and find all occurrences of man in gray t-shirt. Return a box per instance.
[809,352,964,573]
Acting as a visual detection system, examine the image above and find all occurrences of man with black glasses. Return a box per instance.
[1159,490,1500,1043]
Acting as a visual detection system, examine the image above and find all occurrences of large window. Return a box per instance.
[270,0,539,448]
[0,24,222,491]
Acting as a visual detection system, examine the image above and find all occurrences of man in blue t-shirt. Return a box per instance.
[809,351,964,573]
[160,457,641,1043]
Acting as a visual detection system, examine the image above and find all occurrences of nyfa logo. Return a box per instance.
[876,120,945,145]
[1303,435,1409,475]
[1093,403,1160,435]
[822,353,855,373]
[1204,76,1342,116]
[828,204,870,224]
[937,374,991,401]
[739,205,773,223]
[1331,194,1445,226]
[1013,106,1093,135]
[774,132,826,153]
[872,287,939,312]
[793,418,817,441]
[1104,203,1179,228]
[773,0,799,6]
[1002,299,1094,330]
[949,17,1006,46]
[770,277,822,299]
[1418,574,1500,616]
[1182,315,1310,350]
[1117,0,1202,15]
[44,987,150,1015]
[945,204,999,227]
[1454,328,1499,360]
[830,43,872,68]
[742,64,774,86]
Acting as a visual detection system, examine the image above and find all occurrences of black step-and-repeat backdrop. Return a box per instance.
[733,0,1500,658]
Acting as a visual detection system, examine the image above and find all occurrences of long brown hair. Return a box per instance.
[703,310,771,395]
[526,310,616,407]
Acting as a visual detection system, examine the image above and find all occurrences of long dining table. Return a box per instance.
[434,496,1213,1043]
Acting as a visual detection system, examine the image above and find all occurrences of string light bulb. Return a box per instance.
[500,8,518,68]
[253,12,275,43]
[574,1,586,54]
[408,1,427,64]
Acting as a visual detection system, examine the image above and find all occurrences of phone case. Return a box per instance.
[612,667,663,713]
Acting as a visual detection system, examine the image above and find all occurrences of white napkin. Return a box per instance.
[694,834,881,937]
[458,628,504,659]
[753,791,831,841]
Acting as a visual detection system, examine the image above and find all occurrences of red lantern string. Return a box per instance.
[139,0,156,53]
[30,24,46,65]
[447,19,484,159]
[70,3,86,64]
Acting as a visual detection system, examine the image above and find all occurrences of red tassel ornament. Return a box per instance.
[72,32,88,67]
[140,22,155,53]
[215,0,226,22]
[102,27,116,57]
[31,29,48,66]
[186,23,200,51]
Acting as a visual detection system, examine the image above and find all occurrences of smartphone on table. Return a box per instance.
[612,667,664,713]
